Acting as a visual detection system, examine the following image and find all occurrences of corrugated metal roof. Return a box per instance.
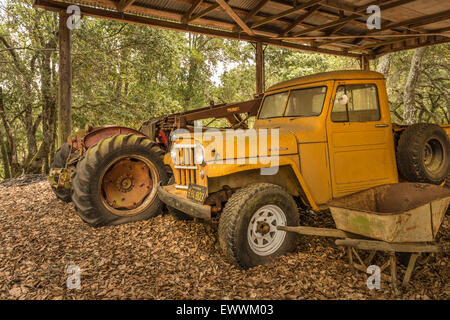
[34,0,450,58]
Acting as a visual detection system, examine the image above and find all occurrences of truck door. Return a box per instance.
[326,80,398,198]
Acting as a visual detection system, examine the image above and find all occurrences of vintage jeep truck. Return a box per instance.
[50,70,449,268]
[156,70,450,268]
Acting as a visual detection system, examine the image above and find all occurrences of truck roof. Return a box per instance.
[267,70,384,92]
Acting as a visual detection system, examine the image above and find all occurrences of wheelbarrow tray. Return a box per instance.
[328,183,450,242]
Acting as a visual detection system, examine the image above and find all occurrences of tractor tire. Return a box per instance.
[166,176,193,221]
[50,143,72,203]
[396,124,450,185]
[218,183,298,269]
[72,133,169,227]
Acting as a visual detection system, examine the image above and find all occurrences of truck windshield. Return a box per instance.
[285,86,327,117]
[259,86,327,119]
[258,92,288,119]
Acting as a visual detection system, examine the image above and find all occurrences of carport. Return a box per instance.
[32,0,450,143]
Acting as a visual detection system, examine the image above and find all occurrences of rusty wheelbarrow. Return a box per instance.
[278,183,450,294]
[328,183,450,242]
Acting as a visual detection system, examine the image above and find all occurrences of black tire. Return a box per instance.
[218,183,298,269]
[72,134,169,227]
[166,176,193,221]
[50,143,72,203]
[396,124,450,185]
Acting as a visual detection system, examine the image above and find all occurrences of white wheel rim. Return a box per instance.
[247,204,287,256]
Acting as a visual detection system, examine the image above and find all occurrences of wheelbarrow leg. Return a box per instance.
[402,253,420,286]
[389,252,400,295]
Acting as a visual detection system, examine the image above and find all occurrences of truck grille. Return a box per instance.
[173,144,198,189]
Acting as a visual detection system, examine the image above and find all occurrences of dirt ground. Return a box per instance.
[0,178,448,300]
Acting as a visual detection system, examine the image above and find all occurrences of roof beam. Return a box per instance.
[250,0,323,29]
[189,3,220,23]
[116,0,136,12]
[215,0,255,36]
[351,9,450,45]
[280,4,320,36]
[182,0,203,23]
[290,0,394,37]
[33,0,361,58]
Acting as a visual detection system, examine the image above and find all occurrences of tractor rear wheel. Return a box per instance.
[72,134,169,227]
[218,183,298,269]
[50,143,72,203]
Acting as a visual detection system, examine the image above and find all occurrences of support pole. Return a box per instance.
[255,42,265,96]
[58,11,72,147]
[360,54,370,71]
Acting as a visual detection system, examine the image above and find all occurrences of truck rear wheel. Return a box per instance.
[218,183,298,269]
[50,143,72,203]
[397,124,450,185]
[72,134,169,227]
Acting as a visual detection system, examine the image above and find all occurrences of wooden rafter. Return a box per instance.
[290,0,394,37]
[189,3,220,23]
[116,0,136,12]
[250,0,323,29]
[34,0,363,58]
[280,4,321,36]
[183,0,203,24]
[351,9,450,46]
[33,0,450,59]
[215,0,255,36]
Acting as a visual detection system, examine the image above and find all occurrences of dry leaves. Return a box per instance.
[0,177,448,300]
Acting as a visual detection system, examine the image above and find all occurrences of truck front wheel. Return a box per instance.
[72,134,169,227]
[218,183,298,269]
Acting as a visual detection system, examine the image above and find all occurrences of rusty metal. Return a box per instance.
[329,183,450,242]
[48,167,75,189]
[102,159,152,210]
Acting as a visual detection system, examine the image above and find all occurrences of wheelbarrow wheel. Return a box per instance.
[50,143,72,203]
[218,183,298,269]
[72,133,169,227]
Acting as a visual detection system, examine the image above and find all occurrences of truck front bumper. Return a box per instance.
[157,185,211,220]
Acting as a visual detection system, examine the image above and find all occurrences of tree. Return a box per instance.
[402,47,427,125]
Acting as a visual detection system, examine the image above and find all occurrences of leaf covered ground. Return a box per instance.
[0,178,448,300]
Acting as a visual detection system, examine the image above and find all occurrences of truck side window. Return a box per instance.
[331,84,380,122]
[258,91,288,119]
[285,86,327,117]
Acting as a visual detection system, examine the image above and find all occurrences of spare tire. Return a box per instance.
[50,143,72,203]
[72,133,169,227]
[396,124,450,185]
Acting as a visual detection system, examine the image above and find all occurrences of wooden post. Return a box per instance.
[58,11,72,147]
[360,54,370,71]
[255,42,265,95]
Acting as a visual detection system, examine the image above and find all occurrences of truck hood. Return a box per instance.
[172,128,298,163]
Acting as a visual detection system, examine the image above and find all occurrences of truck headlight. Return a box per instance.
[170,146,177,163]
[194,144,205,165]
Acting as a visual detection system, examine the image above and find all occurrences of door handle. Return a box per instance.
[375,124,389,128]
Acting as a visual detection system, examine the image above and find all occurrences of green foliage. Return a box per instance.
[0,0,448,180]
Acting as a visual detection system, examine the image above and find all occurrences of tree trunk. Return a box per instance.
[58,12,72,147]
[376,54,391,77]
[403,47,426,125]
[0,138,11,179]
[0,87,20,176]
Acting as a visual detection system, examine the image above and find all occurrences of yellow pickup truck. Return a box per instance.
[156,70,449,268]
